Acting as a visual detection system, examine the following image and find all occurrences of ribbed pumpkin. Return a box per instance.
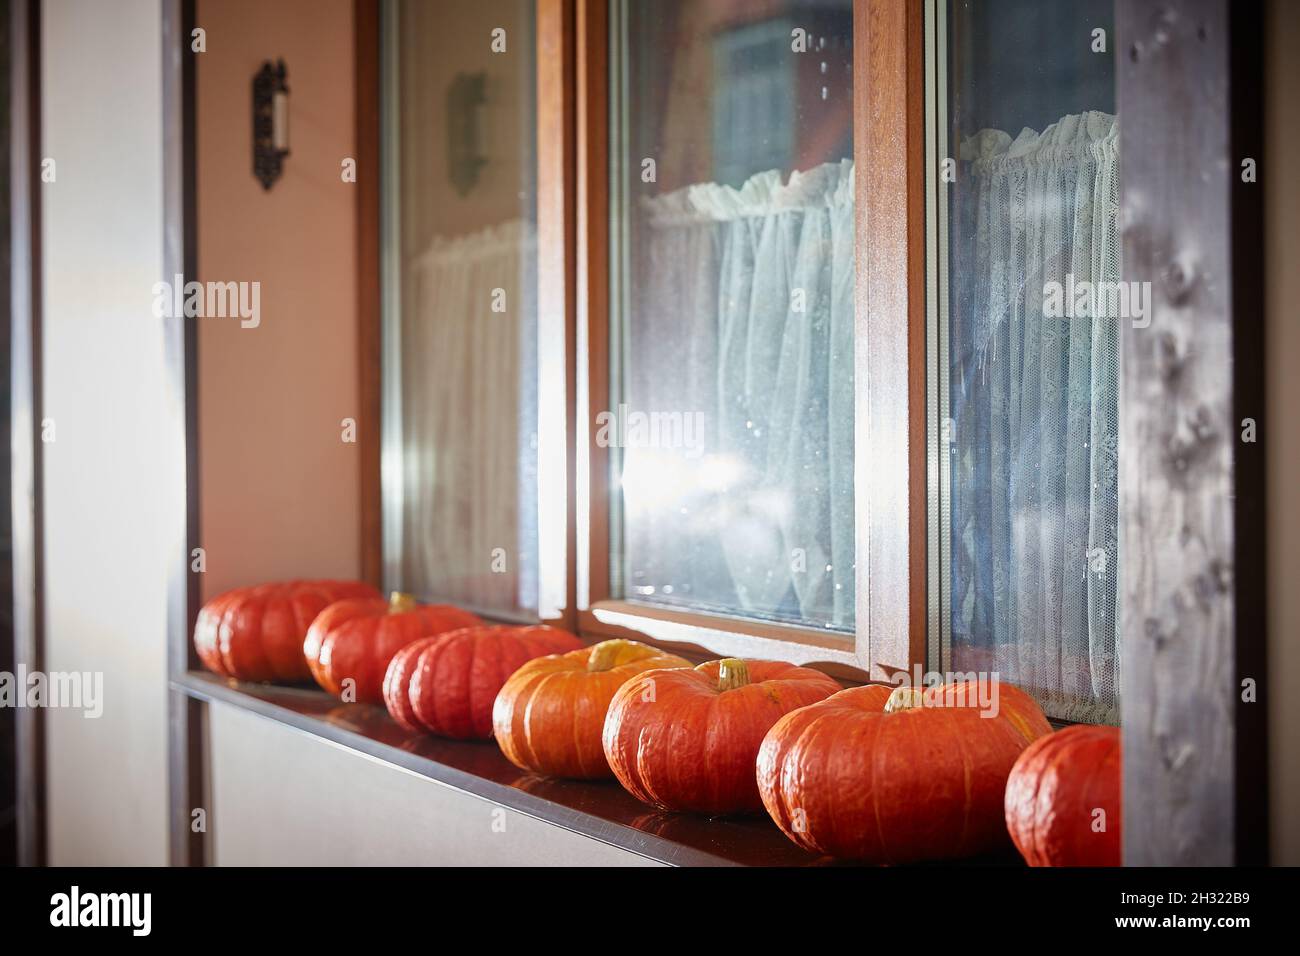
[1005,724,1121,866]
[757,681,1052,862]
[492,638,690,778]
[382,625,582,739]
[194,579,381,682]
[602,658,841,814]
[303,592,480,703]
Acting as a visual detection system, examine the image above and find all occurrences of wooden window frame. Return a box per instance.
[363,0,927,681]
[569,0,926,682]
[370,0,573,626]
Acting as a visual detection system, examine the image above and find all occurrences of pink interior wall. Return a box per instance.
[196,0,360,599]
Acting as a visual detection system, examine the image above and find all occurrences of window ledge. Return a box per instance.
[172,670,830,867]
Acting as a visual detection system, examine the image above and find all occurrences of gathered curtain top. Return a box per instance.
[959,110,1118,173]
[414,217,537,269]
[642,158,854,227]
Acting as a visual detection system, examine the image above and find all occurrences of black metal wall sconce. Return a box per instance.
[253,59,290,190]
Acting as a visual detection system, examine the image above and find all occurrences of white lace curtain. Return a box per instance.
[949,110,1121,722]
[397,116,1119,720]
[400,220,538,613]
[626,159,855,629]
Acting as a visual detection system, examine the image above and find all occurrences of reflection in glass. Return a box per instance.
[384,0,539,616]
[936,0,1120,721]
[612,0,855,632]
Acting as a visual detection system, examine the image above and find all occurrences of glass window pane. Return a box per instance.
[609,0,855,633]
[934,0,1120,721]
[383,0,539,617]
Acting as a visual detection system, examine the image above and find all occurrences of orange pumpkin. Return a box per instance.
[757,681,1052,862]
[602,658,841,814]
[303,592,480,703]
[492,639,690,778]
[194,579,381,682]
[1005,723,1121,866]
[382,625,583,739]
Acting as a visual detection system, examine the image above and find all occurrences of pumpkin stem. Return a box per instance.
[714,658,750,692]
[587,639,635,672]
[885,685,925,712]
[388,591,417,614]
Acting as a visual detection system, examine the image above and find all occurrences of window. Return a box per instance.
[606,0,856,635]
[352,0,1274,759]
[927,0,1120,722]
[375,0,1123,697]
[371,0,910,677]
[380,0,544,621]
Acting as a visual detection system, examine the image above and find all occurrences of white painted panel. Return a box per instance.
[208,703,661,867]
[40,0,171,866]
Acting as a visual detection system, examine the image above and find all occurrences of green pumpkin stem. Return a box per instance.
[715,658,750,692]
[388,591,417,614]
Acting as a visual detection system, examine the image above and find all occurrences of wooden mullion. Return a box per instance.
[569,0,926,680]
[857,0,928,680]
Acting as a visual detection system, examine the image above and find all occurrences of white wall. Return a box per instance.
[208,703,658,866]
[40,0,170,865]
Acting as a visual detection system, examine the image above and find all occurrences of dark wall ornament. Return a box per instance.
[252,59,290,190]
[447,72,487,197]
